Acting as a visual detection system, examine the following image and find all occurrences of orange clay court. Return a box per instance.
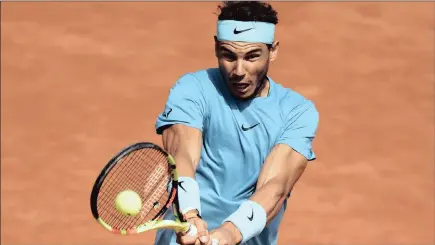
[1,2,434,245]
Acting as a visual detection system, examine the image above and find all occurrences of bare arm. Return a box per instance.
[217,102,318,244]
[249,102,318,225]
[162,124,203,178]
[224,144,309,242]
[161,125,211,244]
[251,144,308,224]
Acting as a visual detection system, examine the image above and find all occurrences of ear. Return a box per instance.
[269,40,279,62]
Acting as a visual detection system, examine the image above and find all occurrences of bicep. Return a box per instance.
[256,101,318,190]
[256,144,308,190]
[156,73,207,176]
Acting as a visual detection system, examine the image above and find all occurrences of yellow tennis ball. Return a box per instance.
[114,190,142,216]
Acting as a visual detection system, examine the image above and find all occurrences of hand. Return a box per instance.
[176,210,210,245]
[208,222,242,245]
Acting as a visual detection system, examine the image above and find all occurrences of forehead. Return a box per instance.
[217,41,267,53]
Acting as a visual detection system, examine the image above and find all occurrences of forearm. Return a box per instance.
[223,158,307,244]
[250,180,287,224]
[251,160,307,223]
[162,124,201,177]
[219,180,288,244]
[170,152,197,178]
[162,124,203,216]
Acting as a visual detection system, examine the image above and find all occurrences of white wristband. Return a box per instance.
[222,200,267,244]
[177,176,201,215]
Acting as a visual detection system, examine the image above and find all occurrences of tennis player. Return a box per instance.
[154,1,319,245]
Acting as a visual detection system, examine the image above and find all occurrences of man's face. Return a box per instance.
[215,38,278,100]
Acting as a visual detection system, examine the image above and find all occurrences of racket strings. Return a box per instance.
[120,150,170,227]
[99,151,151,227]
[100,149,168,229]
[100,150,141,191]
[97,147,172,230]
[99,151,149,205]
[108,152,156,228]
[112,151,167,228]
[141,166,171,213]
[120,149,169,226]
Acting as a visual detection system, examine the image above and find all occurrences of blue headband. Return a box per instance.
[216,20,275,44]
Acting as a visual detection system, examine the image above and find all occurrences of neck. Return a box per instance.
[257,77,270,97]
[250,76,270,99]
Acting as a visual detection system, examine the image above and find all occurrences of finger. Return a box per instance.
[176,233,199,245]
[199,232,209,244]
[211,238,220,245]
[177,224,199,245]
[194,220,209,244]
[183,223,202,245]
[175,235,186,245]
[208,238,224,245]
[179,235,199,245]
[185,223,198,236]
[204,238,216,245]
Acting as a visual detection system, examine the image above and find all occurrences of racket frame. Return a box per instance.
[90,142,189,235]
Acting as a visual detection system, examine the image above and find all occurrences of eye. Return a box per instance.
[222,53,236,62]
[245,54,260,61]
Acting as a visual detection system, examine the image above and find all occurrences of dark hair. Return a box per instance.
[216,1,278,25]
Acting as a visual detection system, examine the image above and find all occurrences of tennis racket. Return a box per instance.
[90,142,201,237]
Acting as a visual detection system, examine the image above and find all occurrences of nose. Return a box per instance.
[233,60,245,77]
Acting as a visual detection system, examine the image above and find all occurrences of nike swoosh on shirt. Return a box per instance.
[241,123,260,131]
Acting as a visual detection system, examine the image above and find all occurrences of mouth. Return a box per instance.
[231,83,249,93]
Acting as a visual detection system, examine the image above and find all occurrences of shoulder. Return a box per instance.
[171,68,220,93]
[170,70,204,91]
[270,79,319,124]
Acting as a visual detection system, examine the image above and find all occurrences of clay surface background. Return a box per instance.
[1,2,434,245]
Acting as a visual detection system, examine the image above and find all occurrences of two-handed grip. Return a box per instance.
[186,224,220,245]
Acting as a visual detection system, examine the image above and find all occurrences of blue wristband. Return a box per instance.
[222,200,267,243]
[177,176,201,215]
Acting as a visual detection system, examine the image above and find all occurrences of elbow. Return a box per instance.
[294,156,309,170]
[284,159,308,194]
[256,178,287,198]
